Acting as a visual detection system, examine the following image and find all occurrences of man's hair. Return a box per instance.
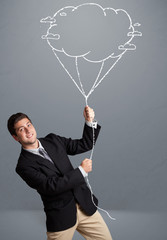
[7,113,31,136]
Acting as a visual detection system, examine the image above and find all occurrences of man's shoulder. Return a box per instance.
[39,133,67,145]
[39,133,60,141]
[16,149,39,175]
[16,149,33,168]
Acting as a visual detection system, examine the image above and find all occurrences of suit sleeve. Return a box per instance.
[16,164,85,196]
[50,123,101,156]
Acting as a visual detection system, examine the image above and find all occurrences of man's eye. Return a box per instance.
[28,124,31,127]
[19,128,23,132]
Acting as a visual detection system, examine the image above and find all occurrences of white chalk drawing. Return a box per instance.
[41,3,142,105]
[40,3,142,221]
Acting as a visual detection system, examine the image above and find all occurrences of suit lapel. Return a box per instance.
[21,148,61,174]
[21,137,74,175]
[39,138,64,174]
[39,137,74,174]
[36,155,56,169]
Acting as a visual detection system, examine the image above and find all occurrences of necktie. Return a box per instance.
[39,148,54,164]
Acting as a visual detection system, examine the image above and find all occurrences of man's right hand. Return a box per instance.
[80,158,92,173]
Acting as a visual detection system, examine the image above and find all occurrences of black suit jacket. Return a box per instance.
[16,124,101,232]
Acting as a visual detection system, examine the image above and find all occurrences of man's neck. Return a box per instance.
[22,139,39,150]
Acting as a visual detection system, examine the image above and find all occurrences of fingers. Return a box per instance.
[81,158,92,173]
[84,106,95,122]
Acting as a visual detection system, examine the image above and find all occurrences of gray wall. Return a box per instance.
[0,0,167,213]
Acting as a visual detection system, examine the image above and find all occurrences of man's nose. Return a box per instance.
[25,128,30,133]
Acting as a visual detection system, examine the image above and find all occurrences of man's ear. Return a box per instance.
[12,135,19,142]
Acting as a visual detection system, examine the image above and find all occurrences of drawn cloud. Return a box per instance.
[127,31,142,37]
[42,33,60,40]
[119,43,136,51]
[41,3,141,62]
[40,16,56,23]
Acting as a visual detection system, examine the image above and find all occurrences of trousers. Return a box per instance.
[47,204,113,240]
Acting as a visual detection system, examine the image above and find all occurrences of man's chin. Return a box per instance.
[23,138,38,148]
[30,138,38,145]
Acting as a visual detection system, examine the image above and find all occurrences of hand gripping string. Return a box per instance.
[86,121,116,221]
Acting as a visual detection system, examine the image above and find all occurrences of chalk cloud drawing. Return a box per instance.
[41,3,142,105]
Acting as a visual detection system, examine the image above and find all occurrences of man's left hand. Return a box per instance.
[83,106,95,122]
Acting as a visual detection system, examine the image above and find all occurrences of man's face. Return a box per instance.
[13,118,38,149]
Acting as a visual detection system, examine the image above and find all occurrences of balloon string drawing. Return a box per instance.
[40,2,142,221]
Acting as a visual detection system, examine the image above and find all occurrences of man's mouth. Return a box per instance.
[27,134,33,139]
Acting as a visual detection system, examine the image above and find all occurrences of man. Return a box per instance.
[7,106,112,240]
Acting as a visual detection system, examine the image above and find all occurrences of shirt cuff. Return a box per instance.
[78,166,88,178]
[85,120,98,129]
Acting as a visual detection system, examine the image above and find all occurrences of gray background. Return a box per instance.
[0,0,167,239]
